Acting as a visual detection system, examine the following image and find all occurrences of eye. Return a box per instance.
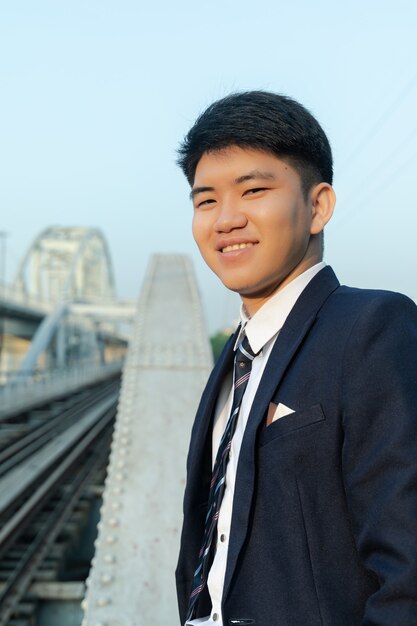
[196,198,216,208]
[244,187,268,196]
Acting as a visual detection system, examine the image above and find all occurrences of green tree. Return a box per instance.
[210,331,230,362]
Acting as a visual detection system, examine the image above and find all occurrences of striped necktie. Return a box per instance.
[187,335,256,621]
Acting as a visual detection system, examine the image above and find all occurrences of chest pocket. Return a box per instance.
[258,403,325,447]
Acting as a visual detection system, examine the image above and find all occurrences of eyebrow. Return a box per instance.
[190,186,214,200]
[234,170,277,184]
[190,170,276,200]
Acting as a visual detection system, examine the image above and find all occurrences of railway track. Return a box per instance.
[0,376,120,625]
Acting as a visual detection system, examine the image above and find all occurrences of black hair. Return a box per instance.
[177,91,333,197]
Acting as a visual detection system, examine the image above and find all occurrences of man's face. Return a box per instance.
[191,146,325,315]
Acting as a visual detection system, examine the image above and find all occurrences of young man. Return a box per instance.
[175,91,417,626]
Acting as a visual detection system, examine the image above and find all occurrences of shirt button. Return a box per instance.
[220,534,226,542]
[213,613,219,621]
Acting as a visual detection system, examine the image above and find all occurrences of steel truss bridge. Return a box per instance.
[0,234,213,626]
[0,226,134,382]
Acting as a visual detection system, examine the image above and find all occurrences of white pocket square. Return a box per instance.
[267,402,295,426]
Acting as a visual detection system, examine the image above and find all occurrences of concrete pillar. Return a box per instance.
[82,254,213,626]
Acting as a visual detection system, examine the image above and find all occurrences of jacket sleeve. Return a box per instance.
[341,292,417,625]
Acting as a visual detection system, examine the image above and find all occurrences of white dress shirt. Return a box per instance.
[186,262,326,626]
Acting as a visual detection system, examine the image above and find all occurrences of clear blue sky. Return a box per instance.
[1,0,417,332]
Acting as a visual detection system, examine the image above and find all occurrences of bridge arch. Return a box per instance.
[14,226,116,304]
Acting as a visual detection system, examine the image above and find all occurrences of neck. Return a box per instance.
[241,256,323,318]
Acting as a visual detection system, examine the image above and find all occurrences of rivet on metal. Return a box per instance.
[106,535,117,544]
[100,572,114,585]
[104,553,116,564]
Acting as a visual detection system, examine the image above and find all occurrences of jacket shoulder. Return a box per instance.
[327,285,417,317]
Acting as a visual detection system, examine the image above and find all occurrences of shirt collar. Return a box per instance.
[234,262,326,354]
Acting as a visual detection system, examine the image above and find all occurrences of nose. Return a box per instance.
[214,199,247,233]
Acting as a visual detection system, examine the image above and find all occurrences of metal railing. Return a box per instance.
[0,360,123,420]
[0,283,53,314]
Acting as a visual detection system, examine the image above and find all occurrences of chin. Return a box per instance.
[218,281,244,293]
[222,282,260,297]
[215,271,258,294]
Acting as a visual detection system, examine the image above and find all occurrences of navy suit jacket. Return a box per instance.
[176,267,417,626]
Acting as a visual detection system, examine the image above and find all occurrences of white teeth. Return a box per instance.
[222,242,254,253]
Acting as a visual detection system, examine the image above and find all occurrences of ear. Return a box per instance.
[309,183,336,235]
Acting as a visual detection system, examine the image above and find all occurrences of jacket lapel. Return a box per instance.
[223,266,340,599]
[184,328,239,511]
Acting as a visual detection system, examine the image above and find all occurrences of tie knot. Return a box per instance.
[235,335,256,366]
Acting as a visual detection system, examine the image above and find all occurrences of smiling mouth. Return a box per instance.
[222,242,255,253]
